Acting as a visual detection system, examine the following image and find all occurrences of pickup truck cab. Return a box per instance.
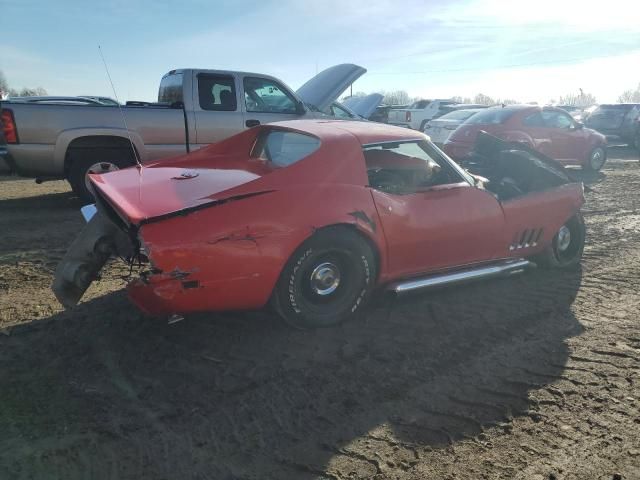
[387,99,458,130]
[0,64,366,201]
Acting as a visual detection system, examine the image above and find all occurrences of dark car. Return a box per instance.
[443,105,608,171]
[585,104,640,148]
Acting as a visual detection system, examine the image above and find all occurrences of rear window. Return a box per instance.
[464,108,517,125]
[252,130,320,167]
[158,73,183,104]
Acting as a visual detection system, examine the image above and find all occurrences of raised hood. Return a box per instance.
[296,64,366,112]
[90,163,264,225]
[343,93,384,119]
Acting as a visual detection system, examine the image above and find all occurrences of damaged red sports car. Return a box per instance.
[53,120,586,328]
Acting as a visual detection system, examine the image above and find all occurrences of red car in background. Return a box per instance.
[443,105,608,171]
[54,120,586,329]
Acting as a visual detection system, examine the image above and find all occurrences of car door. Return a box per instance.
[364,141,506,279]
[193,73,246,146]
[541,110,581,162]
[241,76,302,128]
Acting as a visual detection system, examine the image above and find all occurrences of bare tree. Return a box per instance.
[558,89,597,107]
[451,95,473,104]
[618,84,640,103]
[381,90,411,106]
[0,70,8,96]
[474,93,495,106]
[0,71,48,97]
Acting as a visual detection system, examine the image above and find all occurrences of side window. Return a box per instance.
[251,130,320,167]
[542,111,573,129]
[198,74,237,111]
[523,112,544,127]
[243,77,298,114]
[364,141,467,194]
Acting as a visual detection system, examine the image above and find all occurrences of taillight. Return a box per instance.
[405,111,411,122]
[1,109,18,144]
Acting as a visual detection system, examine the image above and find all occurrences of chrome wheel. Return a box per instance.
[557,225,571,252]
[84,161,120,193]
[589,147,606,171]
[309,262,341,296]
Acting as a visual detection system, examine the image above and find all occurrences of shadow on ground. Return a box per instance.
[0,263,583,479]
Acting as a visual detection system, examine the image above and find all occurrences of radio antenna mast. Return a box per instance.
[98,45,142,168]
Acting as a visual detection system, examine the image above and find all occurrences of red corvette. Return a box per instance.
[53,120,586,328]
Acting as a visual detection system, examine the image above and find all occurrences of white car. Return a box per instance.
[423,108,485,146]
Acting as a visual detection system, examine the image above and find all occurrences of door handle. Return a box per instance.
[246,119,260,127]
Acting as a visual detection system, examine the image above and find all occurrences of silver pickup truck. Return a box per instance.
[0,64,368,200]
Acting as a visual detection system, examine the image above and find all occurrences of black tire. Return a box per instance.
[67,149,135,203]
[533,213,585,268]
[583,146,606,172]
[272,227,376,329]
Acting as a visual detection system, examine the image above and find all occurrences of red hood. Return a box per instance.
[90,161,269,225]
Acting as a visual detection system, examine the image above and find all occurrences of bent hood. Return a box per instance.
[296,64,366,112]
[90,163,266,225]
[343,93,384,119]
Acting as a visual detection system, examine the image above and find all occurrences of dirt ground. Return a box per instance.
[1,148,639,480]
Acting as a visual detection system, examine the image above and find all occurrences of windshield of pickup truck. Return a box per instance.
[158,72,184,104]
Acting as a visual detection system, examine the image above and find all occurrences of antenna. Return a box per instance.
[98,45,142,168]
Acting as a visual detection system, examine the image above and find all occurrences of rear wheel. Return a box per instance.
[67,149,135,203]
[584,146,606,172]
[534,213,585,268]
[272,227,376,329]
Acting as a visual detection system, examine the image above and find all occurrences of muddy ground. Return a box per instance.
[1,148,639,480]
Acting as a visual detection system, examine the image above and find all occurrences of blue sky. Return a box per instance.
[2,0,639,103]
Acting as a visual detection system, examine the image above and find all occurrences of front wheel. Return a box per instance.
[584,146,606,172]
[533,213,585,268]
[271,227,376,329]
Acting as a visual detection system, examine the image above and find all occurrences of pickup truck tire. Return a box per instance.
[67,149,136,203]
[271,227,376,329]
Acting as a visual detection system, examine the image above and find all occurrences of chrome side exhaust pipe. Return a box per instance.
[390,258,534,294]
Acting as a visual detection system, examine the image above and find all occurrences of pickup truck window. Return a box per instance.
[198,74,237,111]
[158,73,184,104]
[244,77,297,114]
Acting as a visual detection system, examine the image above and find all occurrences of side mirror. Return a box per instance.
[570,122,583,130]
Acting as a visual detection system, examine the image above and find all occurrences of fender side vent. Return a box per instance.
[509,228,543,251]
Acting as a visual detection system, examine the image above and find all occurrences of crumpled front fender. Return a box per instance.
[52,211,133,308]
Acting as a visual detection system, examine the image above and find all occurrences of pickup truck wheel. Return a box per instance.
[67,152,134,203]
[272,227,376,329]
[533,213,585,269]
[584,146,606,172]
